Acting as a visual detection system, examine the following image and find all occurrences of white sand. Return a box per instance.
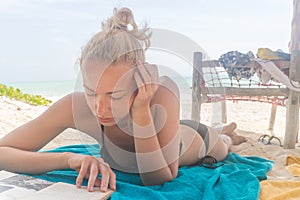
[0,96,97,150]
[1,96,300,180]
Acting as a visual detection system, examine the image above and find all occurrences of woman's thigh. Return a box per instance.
[178,125,229,166]
[178,125,205,166]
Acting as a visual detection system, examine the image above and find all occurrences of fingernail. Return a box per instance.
[76,183,80,188]
[101,186,106,191]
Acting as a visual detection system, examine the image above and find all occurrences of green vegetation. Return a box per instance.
[0,84,52,106]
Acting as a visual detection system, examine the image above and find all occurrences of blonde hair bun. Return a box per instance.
[117,7,134,26]
[102,7,138,33]
[80,7,151,68]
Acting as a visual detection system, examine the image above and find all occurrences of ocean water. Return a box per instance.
[4,75,193,114]
[4,75,231,126]
[5,80,76,101]
[5,71,269,124]
[5,76,192,98]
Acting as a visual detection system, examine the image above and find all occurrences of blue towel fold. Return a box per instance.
[31,144,273,200]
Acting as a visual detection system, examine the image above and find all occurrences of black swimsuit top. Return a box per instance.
[99,120,209,172]
[100,124,139,173]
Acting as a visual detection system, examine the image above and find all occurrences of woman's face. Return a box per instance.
[83,62,137,126]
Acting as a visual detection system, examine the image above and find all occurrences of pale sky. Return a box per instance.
[0,0,293,82]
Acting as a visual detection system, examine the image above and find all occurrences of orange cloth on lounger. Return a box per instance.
[259,155,300,200]
[286,155,300,176]
[286,155,300,165]
[260,180,300,200]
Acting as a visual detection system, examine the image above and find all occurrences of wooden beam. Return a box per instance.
[201,87,288,96]
[202,60,290,70]
[284,0,300,149]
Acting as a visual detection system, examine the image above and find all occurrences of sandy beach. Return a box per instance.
[0,96,98,150]
[1,95,300,181]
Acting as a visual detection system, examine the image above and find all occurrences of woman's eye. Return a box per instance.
[111,96,123,100]
[111,94,127,100]
[86,93,96,97]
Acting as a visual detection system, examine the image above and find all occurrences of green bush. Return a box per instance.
[0,84,52,106]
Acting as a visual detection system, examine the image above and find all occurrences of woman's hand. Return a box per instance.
[131,60,159,111]
[66,153,116,192]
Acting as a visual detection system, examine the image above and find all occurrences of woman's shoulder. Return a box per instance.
[56,92,87,105]
[158,76,180,99]
[58,92,93,116]
[50,92,93,125]
[150,76,180,107]
[53,92,99,135]
[52,92,86,110]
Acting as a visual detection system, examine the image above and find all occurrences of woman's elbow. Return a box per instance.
[142,176,173,186]
[141,170,178,186]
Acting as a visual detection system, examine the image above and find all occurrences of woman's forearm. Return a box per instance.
[131,107,174,185]
[0,146,70,174]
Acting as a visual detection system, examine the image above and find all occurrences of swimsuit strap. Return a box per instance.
[101,124,105,149]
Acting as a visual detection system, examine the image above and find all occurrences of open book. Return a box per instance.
[0,170,114,200]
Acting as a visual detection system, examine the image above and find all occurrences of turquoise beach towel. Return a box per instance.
[31,144,273,200]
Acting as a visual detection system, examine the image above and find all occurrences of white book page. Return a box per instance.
[20,182,114,200]
[0,171,114,200]
[0,171,54,200]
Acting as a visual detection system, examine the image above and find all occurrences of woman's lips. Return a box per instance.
[98,117,114,123]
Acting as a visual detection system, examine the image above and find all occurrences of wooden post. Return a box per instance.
[284,0,300,148]
[191,52,203,122]
[221,101,227,123]
[268,104,277,132]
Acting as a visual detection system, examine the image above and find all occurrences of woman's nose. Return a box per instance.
[95,96,111,116]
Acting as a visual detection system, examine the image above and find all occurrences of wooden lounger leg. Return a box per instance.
[268,104,277,133]
[221,101,227,123]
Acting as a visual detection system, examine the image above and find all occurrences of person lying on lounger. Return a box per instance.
[0,7,246,193]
